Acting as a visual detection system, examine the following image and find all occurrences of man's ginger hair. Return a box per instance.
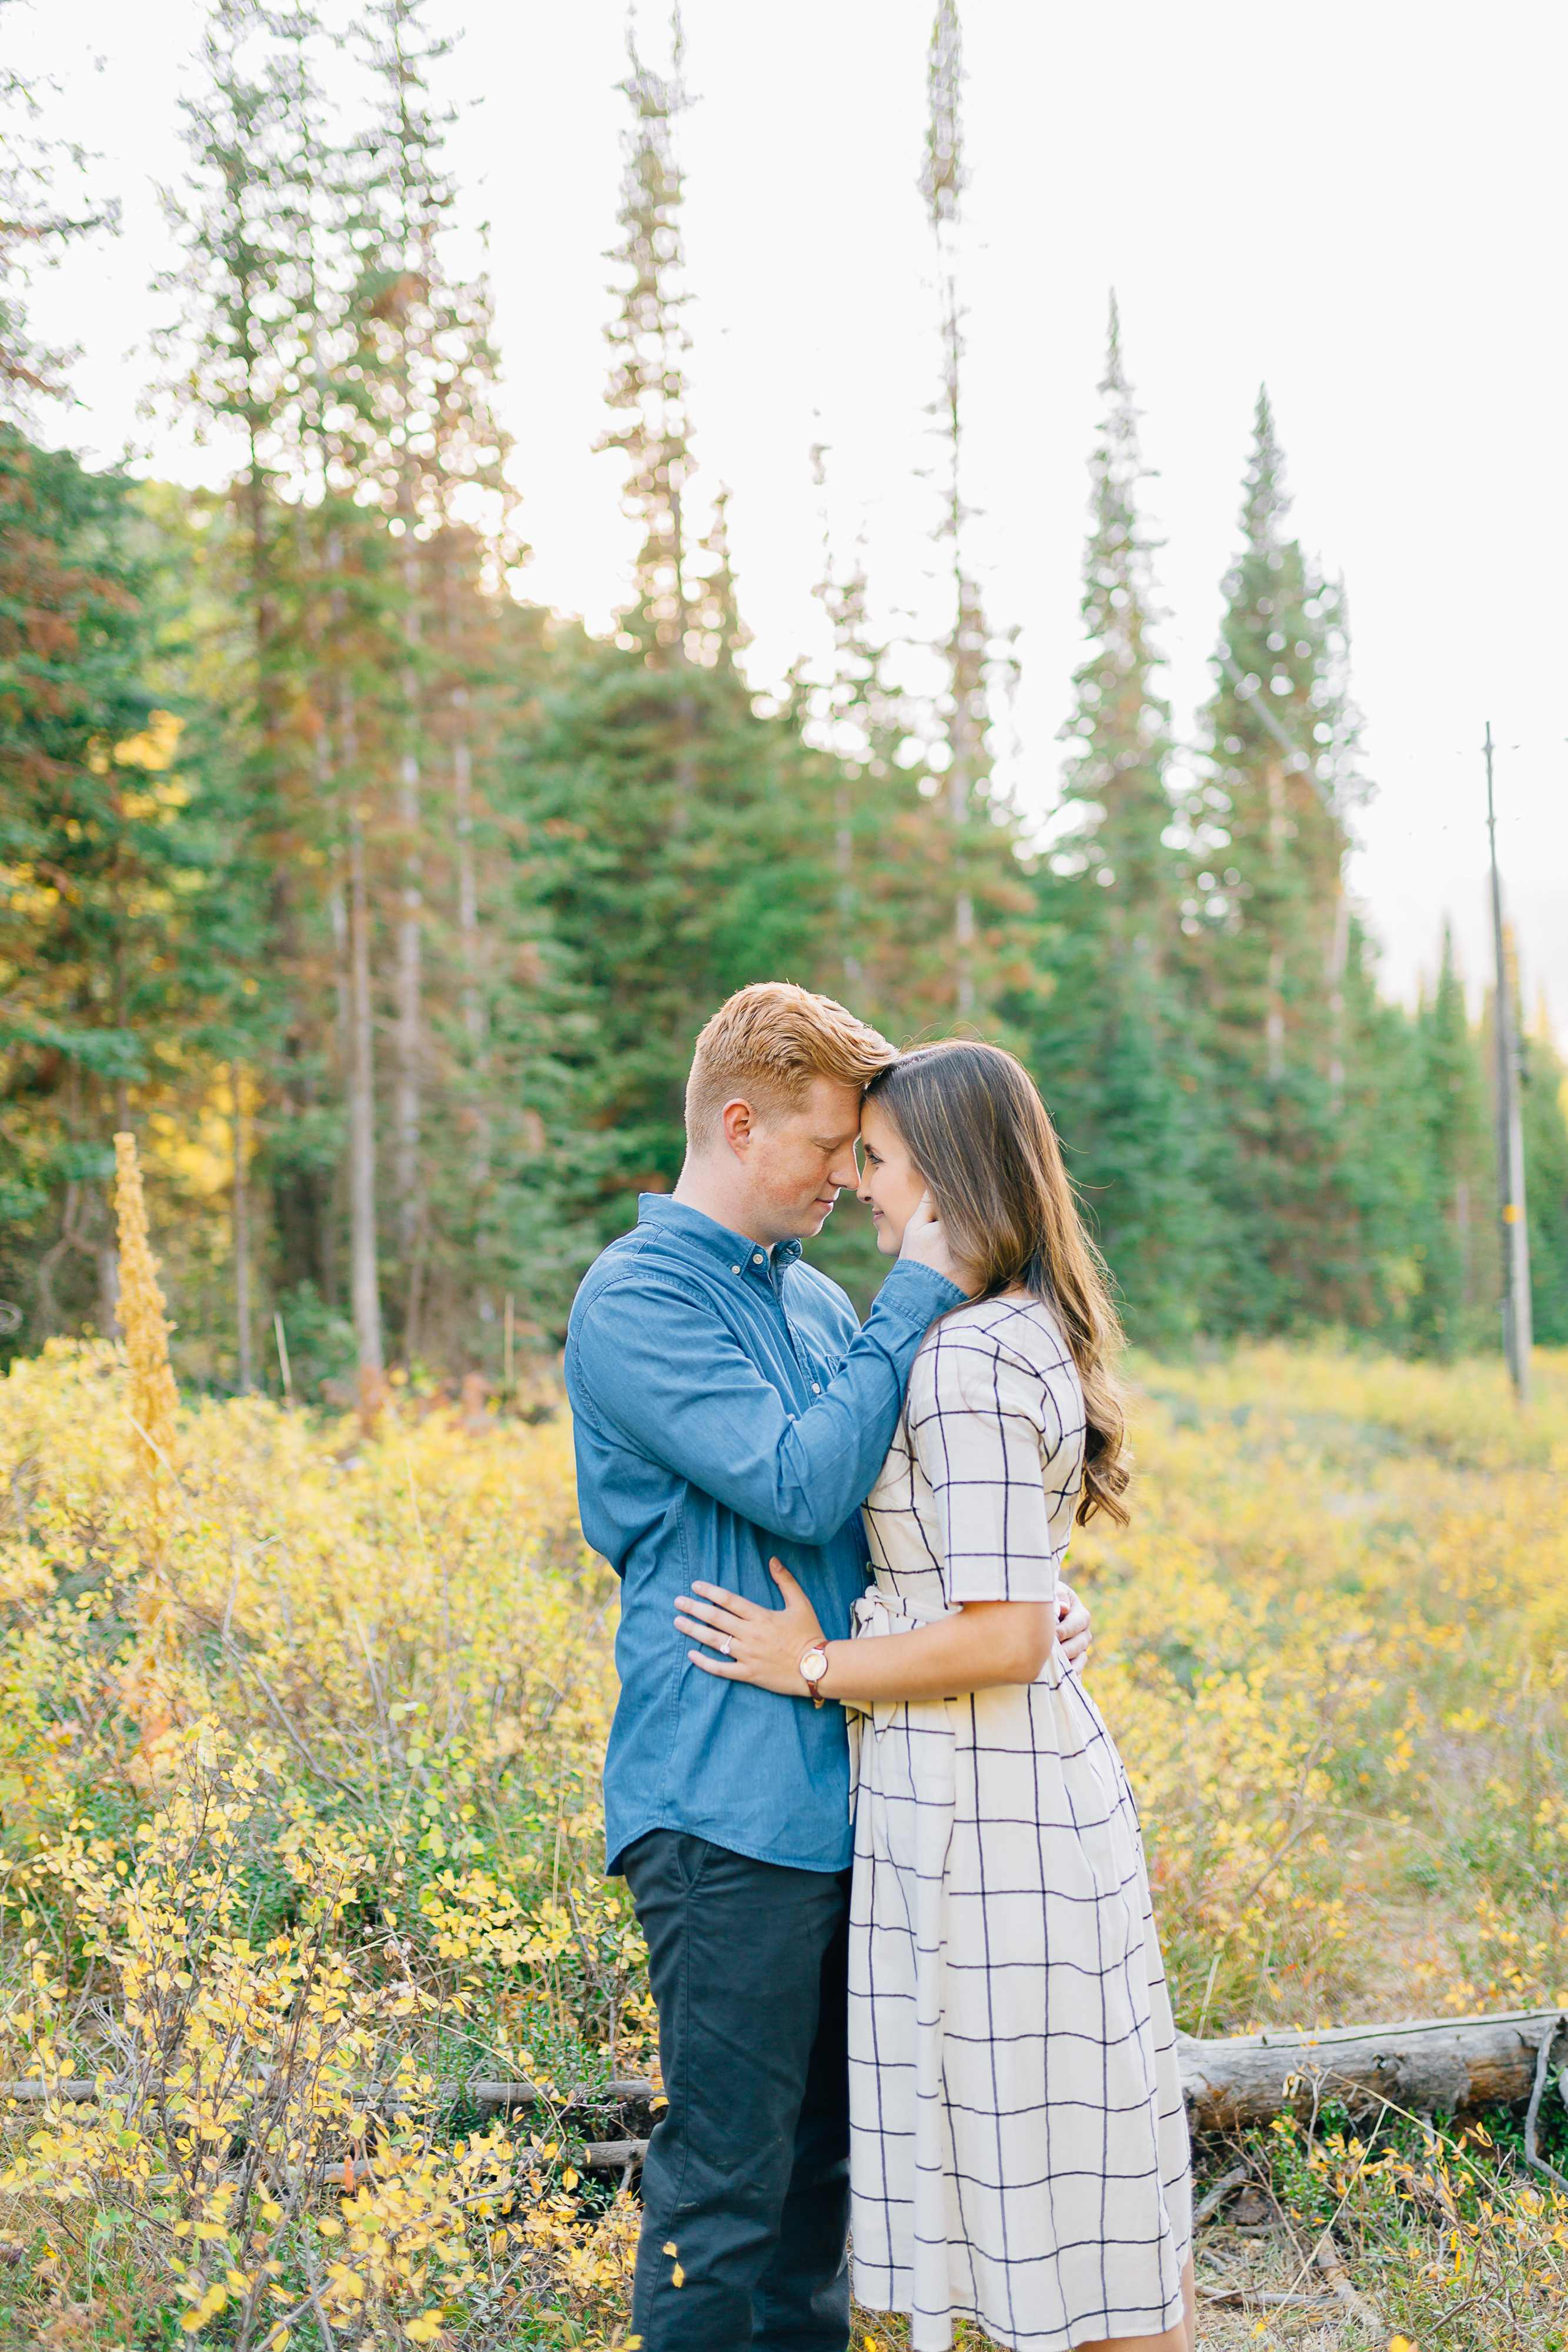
[684,983,898,1152]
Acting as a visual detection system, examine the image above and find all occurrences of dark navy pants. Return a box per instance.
[620,1831,853,2352]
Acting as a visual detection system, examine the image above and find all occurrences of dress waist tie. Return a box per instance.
[844,1586,960,1817]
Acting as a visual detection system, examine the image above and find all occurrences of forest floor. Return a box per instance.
[0,1338,1562,2347]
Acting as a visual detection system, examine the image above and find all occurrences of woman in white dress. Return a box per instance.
[674,1041,1193,2352]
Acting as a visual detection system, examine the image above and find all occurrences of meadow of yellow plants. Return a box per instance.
[0,1234,1564,2343]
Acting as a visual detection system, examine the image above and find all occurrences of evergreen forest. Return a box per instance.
[4,0,1566,1402]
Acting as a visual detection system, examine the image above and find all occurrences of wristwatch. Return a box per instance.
[798,1643,830,1708]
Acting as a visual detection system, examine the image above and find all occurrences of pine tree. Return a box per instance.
[518,631,838,1238]
[801,457,954,1040]
[1187,391,1385,1330]
[0,435,257,1358]
[1522,1016,1568,1347]
[1409,926,1497,1355]
[158,0,540,1383]
[922,0,991,1018]
[1014,300,1211,1342]
[352,0,500,1355]
[0,29,110,415]
[599,9,696,666]
[516,0,834,1242]
[158,0,362,1372]
[1057,297,1176,939]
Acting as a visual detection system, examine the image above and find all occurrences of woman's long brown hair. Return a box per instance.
[864,1040,1131,1527]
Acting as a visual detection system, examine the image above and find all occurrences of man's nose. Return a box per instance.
[827,1147,860,1192]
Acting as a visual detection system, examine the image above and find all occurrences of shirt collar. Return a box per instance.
[636,1192,804,1278]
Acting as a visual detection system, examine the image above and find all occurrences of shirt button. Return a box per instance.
[730,1264,740,1274]
[753,1251,765,1264]
[811,1382,821,1394]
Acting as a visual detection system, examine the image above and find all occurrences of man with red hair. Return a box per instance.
[567,983,1089,2352]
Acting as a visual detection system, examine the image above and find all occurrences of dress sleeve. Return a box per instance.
[907,1328,1079,1603]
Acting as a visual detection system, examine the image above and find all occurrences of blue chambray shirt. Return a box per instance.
[566,1194,962,1874]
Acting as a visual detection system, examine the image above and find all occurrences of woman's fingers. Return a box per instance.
[675,1610,744,1652]
[676,1590,746,1632]
[691,1579,765,1620]
[768,1556,805,1596]
[1055,1581,1092,1669]
[687,1649,745,1679]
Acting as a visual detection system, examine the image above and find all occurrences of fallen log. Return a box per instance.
[1178,2006,1568,2132]
[8,2014,1564,2150]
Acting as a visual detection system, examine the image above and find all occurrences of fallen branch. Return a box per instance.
[581,2137,648,2170]
[1190,2162,1249,2227]
[0,2073,660,2112]
[1196,2285,1338,2311]
[1312,2229,1385,2330]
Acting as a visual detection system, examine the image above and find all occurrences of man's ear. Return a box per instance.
[719,1097,755,1159]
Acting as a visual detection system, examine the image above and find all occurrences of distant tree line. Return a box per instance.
[2,0,1564,1395]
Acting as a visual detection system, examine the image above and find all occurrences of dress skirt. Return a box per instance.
[846,1589,1192,2352]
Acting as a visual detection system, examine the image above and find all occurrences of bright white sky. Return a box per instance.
[14,0,1568,1028]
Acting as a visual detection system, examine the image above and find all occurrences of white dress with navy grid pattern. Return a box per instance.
[847,1292,1191,2350]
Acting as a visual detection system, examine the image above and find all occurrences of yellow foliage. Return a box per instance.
[1074,1344,1568,2029]
[0,1334,1563,2342]
[112,1132,179,1495]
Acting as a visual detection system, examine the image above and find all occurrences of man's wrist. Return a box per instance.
[878,1259,966,1322]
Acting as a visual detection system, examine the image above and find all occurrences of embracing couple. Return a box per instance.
[566,983,1193,2352]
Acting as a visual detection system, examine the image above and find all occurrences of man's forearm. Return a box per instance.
[573,1258,964,1546]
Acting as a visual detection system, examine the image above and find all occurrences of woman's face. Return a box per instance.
[857,1098,930,1255]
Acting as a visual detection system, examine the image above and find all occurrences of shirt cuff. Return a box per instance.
[870,1259,967,1329]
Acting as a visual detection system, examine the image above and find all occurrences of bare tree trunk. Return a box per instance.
[342,681,382,1374]
[452,687,490,1187]
[835,779,863,994]
[1326,883,1349,1108]
[394,572,423,1275]
[1265,759,1286,1078]
[232,1065,252,1391]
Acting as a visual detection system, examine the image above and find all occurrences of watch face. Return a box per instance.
[802,1648,828,1678]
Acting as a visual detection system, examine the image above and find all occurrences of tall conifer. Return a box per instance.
[1188,393,1392,1328]
[1057,296,1175,943]
[803,461,993,1044]
[1410,926,1496,1354]
[1522,1017,1568,1347]
[1018,300,1210,1341]
[0,439,249,1351]
[921,0,991,1017]
[600,9,694,664]
[158,0,350,1366]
